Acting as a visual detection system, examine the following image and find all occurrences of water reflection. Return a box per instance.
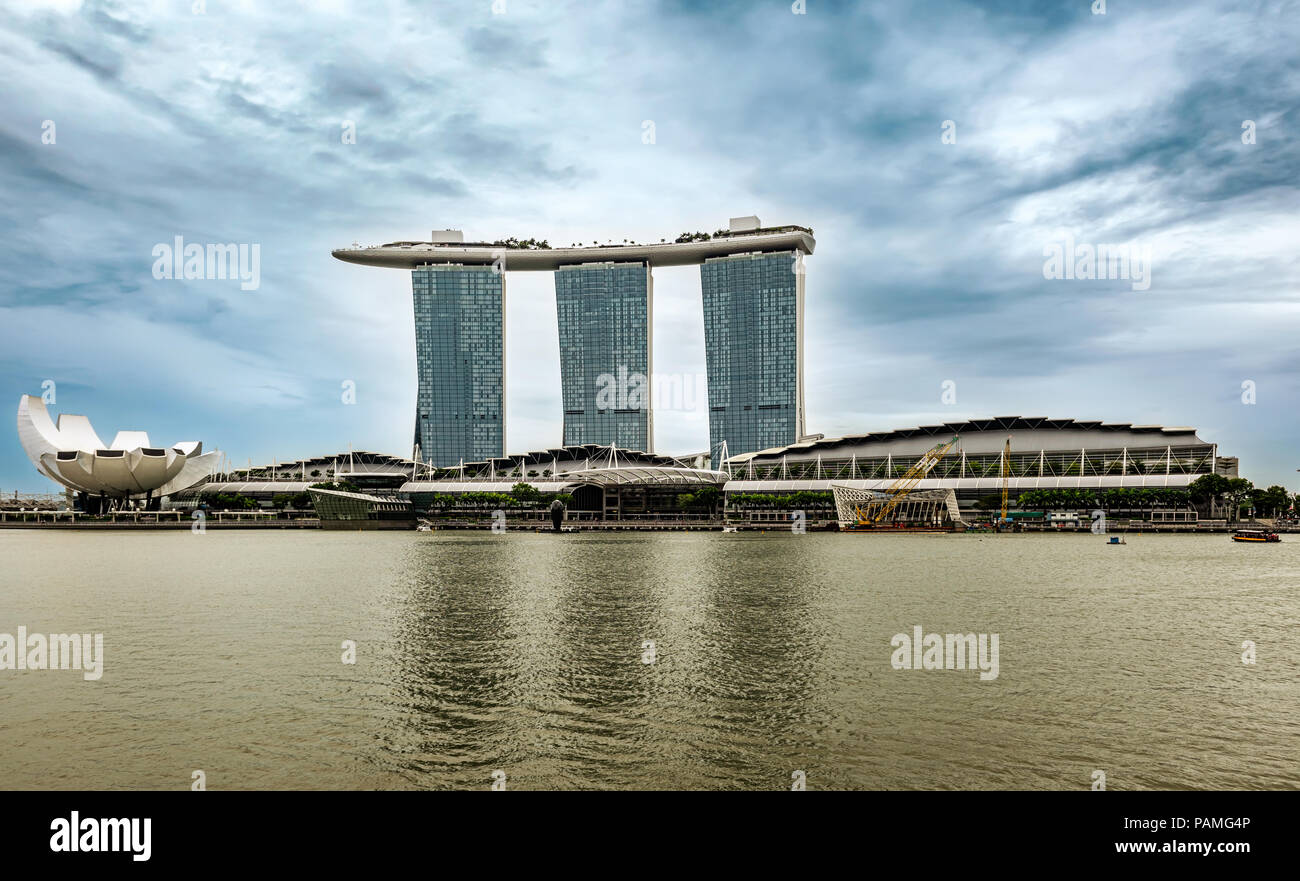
[1,529,1296,790]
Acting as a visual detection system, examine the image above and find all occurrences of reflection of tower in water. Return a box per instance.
[382,534,835,789]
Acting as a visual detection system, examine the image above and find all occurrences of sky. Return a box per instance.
[1,0,1298,493]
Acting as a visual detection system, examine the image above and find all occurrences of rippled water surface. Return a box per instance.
[1,529,1296,790]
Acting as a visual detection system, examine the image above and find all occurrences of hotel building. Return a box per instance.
[333,218,815,466]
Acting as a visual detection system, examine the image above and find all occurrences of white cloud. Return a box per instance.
[1,0,1298,489]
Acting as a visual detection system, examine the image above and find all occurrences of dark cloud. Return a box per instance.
[397,170,468,196]
[0,0,1297,491]
[39,39,123,81]
[463,26,547,70]
[312,62,403,114]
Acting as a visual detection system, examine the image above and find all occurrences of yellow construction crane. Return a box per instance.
[856,436,959,526]
[999,437,1011,523]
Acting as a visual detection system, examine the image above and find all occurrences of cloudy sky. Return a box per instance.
[2,0,1298,492]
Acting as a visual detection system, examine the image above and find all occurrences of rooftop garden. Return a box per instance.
[490,237,551,249]
[375,225,813,250]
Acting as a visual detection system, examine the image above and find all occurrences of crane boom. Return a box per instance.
[856,437,958,526]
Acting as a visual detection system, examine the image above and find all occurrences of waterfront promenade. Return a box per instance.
[0,508,1292,533]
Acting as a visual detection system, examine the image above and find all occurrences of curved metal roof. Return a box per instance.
[175,481,316,495]
[555,465,728,486]
[427,443,688,475]
[724,474,1204,492]
[400,464,726,493]
[731,416,1208,462]
[308,487,410,505]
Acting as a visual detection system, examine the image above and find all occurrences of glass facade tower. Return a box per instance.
[700,251,805,459]
[411,265,505,466]
[554,262,653,451]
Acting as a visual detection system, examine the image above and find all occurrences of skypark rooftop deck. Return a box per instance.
[332,227,815,271]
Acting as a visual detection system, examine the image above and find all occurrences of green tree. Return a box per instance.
[210,493,259,510]
[1224,478,1255,522]
[693,486,721,513]
[1188,474,1230,518]
[1253,485,1290,518]
[511,482,541,505]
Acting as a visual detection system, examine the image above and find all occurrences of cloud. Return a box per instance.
[463,25,547,70]
[0,0,1297,491]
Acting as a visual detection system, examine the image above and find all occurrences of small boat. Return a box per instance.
[1232,529,1279,543]
[721,525,738,533]
[1107,536,1126,545]
[415,520,433,532]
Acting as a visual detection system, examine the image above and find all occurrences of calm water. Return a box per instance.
[0,529,1296,790]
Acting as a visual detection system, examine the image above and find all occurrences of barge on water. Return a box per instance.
[1232,528,1280,543]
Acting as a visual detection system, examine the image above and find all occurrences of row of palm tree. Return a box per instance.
[1017,487,1192,510]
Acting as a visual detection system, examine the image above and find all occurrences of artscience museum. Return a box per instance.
[16,394,221,512]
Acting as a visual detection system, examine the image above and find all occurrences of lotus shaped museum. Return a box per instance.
[16,394,220,500]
